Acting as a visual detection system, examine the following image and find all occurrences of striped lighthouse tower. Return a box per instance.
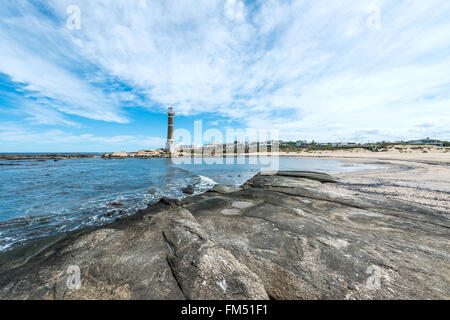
[166,106,175,152]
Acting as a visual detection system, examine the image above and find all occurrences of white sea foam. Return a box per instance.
[197,175,217,187]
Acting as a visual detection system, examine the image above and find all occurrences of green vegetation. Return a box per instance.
[278,141,400,153]
[182,139,449,155]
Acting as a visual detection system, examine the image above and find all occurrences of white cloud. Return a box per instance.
[0,0,449,142]
[0,1,129,123]
[23,104,82,127]
[224,0,246,22]
[0,123,165,151]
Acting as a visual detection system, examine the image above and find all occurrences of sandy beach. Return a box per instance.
[330,159,450,215]
[248,145,450,215]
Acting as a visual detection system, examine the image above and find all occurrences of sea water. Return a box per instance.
[0,156,377,251]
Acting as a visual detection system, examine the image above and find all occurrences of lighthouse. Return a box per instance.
[166,105,175,152]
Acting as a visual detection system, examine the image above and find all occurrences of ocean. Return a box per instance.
[0,156,377,251]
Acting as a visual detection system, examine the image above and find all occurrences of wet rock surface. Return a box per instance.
[0,171,448,300]
[181,184,195,195]
[209,184,241,195]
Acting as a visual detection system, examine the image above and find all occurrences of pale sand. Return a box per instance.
[270,145,449,214]
[247,144,450,164]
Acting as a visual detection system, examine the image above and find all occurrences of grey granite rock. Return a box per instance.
[209,184,241,194]
[0,171,448,300]
[259,171,338,183]
[181,184,195,195]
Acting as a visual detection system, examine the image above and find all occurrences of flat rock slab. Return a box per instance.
[231,201,254,209]
[259,171,338,183]
[346,210,383,217]
[0,172,448,300]
[209,184,242,194]
[220,208,242,216]
[245,175,322,189]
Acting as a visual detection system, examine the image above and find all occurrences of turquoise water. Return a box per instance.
[0,156,376,251]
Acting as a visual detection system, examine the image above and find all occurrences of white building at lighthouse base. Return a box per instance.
[166,139,176,152]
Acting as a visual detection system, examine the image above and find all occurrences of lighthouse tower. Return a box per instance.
[166,106,175,152]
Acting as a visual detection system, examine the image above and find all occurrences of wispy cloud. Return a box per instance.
[0,123,165,152]
[0,0,449,146]
[23,104,82,127]
[0,1,130,123]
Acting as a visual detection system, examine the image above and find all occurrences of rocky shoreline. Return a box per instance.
[0,149,173,161]
[0,170,448,300]
[102,149,171,159]
[0,150,171,161]
[0,154,100,161]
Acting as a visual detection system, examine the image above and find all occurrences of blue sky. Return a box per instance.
[0,0,449,152]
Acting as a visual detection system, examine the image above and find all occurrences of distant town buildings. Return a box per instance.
[162,112,446,154]
[406,138,444,147]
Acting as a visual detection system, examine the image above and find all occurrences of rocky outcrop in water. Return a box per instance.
[102,149,170,159]
[0,154,99,161]
[181,185,195,195]
[0,171,448,299]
